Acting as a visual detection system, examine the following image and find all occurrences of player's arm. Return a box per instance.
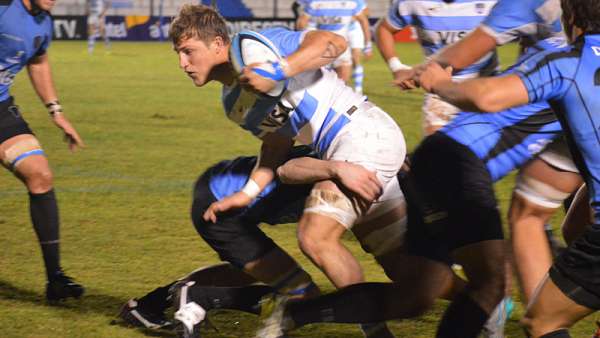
[375,18,414,88]
[283,30,347,76]
[27,53,85,150]
[416,61,529,112]
[203,132,293,222]
[277,157,382,202]
[240,30,347,93]
[430,27,498,70]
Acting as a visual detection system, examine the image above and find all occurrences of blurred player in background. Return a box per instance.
[297,0,371,87]
[375,0,498,135]
[0,0,85,301]
[347,5,372,94]
[87,0,111,54]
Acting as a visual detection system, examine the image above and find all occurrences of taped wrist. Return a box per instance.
[241,179,261,199]
[45,100,63,117]
[387,57,411,72]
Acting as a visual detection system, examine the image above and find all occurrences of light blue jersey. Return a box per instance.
[515,34,600,224]
[0,0,52,102]
[223,28,366,157]
[386,0,498,78]
[441,37,567,181]
[303,0,366,37]
[481,0,563,47]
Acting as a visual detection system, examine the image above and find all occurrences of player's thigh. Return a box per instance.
[191,177,276,268]
[514,155,582,210]
[0,134,47,171]
[300,179,359,238]
[0,100,49,180]
[325,105,406,188]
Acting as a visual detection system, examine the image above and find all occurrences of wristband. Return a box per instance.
[387,57,411,72]
[251,60,288,82]
[241,179,261,199]
[363,41,372,54]
[45,100,63,117]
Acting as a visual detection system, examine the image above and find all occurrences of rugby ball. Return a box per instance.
[230,31,287,97]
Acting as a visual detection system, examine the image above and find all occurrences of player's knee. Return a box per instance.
[297,227,339,260]
[509,194,553,223]
[24,167,53,193]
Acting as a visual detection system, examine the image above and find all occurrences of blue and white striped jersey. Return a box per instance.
[223,28,366,157]
[480,0,563,46]
[88,0,108,16]
[302,0,366,37]
[0,0,52,102]
[514,34,600,224]
[386,0,498,78]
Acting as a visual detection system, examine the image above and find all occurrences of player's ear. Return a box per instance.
[212,36,226,54]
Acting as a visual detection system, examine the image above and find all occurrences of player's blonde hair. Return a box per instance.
[169,4,230,46]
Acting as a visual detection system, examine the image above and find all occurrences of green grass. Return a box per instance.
[0,41,596,337]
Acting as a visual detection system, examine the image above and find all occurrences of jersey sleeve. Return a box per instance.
[513,49,572,104]
[34,18,53,57]
[353,0,366,16]
[480,0,561,45]
[385,0,412,30]
[259,27,306,57]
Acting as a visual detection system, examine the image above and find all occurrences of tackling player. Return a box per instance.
[416,0,600,335]
[120,147,404,338]
[0,0,85,301]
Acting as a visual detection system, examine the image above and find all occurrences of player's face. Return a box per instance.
[175,37,220,87]
[34,0,56,11]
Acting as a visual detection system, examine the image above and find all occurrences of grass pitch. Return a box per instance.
[0,41,596,337]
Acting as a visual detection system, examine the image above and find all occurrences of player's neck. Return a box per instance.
[211,62,236,86]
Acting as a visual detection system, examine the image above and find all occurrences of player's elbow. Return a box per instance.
[471,92,506,113]
[324,31,348,57]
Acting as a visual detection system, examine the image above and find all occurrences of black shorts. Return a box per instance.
[403,132,504,263]
[551,226,600,310]
[0,97,33,144]
[190,172,278,269]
